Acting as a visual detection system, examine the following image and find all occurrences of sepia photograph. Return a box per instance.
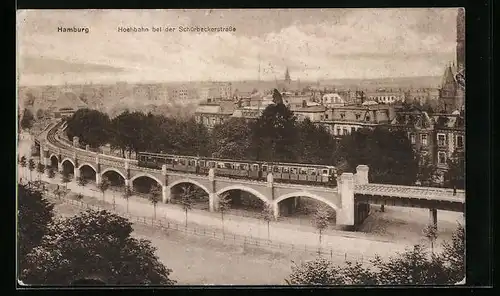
[17,8,466,286]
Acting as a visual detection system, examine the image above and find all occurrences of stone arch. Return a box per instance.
[215,185,269,204]
[130,173,163,187]
[274,192,339,212]
[61,158,75,168]
[168,179,211,196]
[77,163,97,173]
[49,154,59,162]
[101,168,126,181]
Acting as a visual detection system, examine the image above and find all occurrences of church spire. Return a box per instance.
[284,67,291,84]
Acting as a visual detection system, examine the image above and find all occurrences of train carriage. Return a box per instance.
[137,152,337,187]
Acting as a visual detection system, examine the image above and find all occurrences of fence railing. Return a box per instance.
[47,191,373,265]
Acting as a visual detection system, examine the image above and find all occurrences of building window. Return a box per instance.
[456,135,464,148]
[421,134,428,146]
[343,128,348,135]
[340,112,345,119]
[325,114,329,120]
[337,128,341,135]
[365,115,370,121]
[410,133,416,144]
[351,127,355,133]
[438,151,447,164]
[437,134,446,147]
[355,114,360,120]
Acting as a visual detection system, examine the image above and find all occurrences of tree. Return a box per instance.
[416,152,440,186]
[28,159,36,182]
[372,245,449,285]
[444,150,465,191]
[286,257,344,285]
[296,118,336,164]
[123,185,132,213]
[334,127,419,185]
[60,170,71,190]
[148,184,162,220]
[261,203,274,241]
[312,206,330,254]
[17,184,55,275]
[75,193,84,201]
[179,186,195,227]
[53,186,65,200]
[440,223,465,283]
[423,224,438,253]
[47,167,55,180]
[19,156,27,181]
[20,209,176,285]
[218,193,231,237]
[210,118,252,159]
[20,108,34,130]
[250,94,299,162]
[65,109,111,149]
[97,176,110,202]
[36,109,46,120]
[77,175,88,189]
[36,162,45,182]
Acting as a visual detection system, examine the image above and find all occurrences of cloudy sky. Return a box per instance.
[17,8,459,85]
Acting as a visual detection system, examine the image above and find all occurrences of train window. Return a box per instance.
[291,168,298,174]
[282,167,289,173]
[165,158,173,164]
[188,160,195,166]
[299,168,307,175]
[273,166,280,173]
[322,169,328,175]
[208,161,215,168]
[262,165,267,172]
[199,160,205,167]
[179,159,186,166]
[239,164,246,170]
[252,164,259,171]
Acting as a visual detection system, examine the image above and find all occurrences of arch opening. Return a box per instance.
[276,195,338,228]
[102,170,125,189]
[61,160,75,177]
[79,165,96,183]
[170,182,209,211]
[131,175,162,197]
[217,189,268,219]
[50,155,58,169]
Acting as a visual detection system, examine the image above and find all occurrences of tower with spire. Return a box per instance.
[284,67,291,85]
[438,8,465,113]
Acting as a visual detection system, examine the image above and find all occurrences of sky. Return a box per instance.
[17,8,460,85]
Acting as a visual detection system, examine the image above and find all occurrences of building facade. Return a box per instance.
[320,104,395,137]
